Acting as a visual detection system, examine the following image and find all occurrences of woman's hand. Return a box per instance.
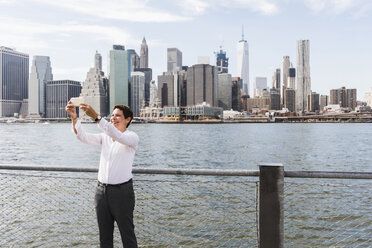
[65,101,77,120]
[80,103,99,120]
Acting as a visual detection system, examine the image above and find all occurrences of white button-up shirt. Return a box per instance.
[73,118,139,184]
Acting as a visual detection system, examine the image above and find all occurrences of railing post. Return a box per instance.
[259,163,284,248]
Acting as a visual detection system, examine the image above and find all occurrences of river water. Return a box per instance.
[0,122,371,247]
[0,122,371,171]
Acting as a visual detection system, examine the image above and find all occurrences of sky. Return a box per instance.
[1,0,371,99]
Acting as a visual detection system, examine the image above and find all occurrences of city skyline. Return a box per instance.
[0,0,371,98]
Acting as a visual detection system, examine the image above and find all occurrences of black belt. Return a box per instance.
[98,179,132,187]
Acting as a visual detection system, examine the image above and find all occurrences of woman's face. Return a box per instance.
[110,108,128,131]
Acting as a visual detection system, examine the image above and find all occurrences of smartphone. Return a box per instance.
[70,97,84,107]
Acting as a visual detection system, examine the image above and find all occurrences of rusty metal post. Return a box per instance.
[259,163,284,248]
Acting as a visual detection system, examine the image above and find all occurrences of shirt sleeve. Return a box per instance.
[98,118,139,148]
[73,120,103,146]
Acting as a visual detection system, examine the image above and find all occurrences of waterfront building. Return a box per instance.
[109,45,129,110]
[149,80,158,107]
[167,48,182,73]
[232,77,243,111]
[134,68,152,107]
[270,91,281,110]
[163,103,223,120]
[186,64,218,107]
[320,95,328,112]
[272,69,281,93]
[307,92,320,112]
[217,73,232,110]
[285,88,296,112]
[296,40,311,112]
[330,87,357,110]
[363,88,372,107]
[346,88,357,110]
[79,51,109,120]
[131,71,145,117]
[158,73,177,107]
[28,56,53,117]
[216,48,228,74]
[178,69,188,107]
[127,49,140,72]
[140,37,148,69]
[246,96,270,113]
[254,77,267,98]
[237,29,249,95]
[282,56,290,92]
[288,66,296,89]
[46,80,81,118]
[0,46,29,117]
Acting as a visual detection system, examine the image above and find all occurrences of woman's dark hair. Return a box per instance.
[113,105,133,127]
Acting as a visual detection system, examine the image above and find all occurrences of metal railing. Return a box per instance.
[0,164,371,248]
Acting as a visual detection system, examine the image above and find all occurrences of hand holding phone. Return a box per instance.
[70,97,84,107]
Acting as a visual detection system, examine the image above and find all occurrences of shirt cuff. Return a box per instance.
[72,119,82,135]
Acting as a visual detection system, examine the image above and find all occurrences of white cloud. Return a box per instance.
[227,0,279,15]
[34,0,191,22]
[177,0,210,15]
[0,16,138,51]
[304,0,372,16]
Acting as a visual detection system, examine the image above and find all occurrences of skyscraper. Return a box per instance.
[282,56,290,89]
[134,68,152,107]
[285,88,296,112]
[167,48,182,73]
[296,40,311,112]
[158,73,174,107]
[282,56,290,105]
[46,80,81,118]
[217,73,232,110]
[0,46,29,117]
[109,45,129,110]
[320,95,328,111]
[216,47,228,73]
[28,56,53,117]
[288,66,296,89]
[186,64,217,107]
[127,49,140,72]
[79,51,109,120]
[254,77,267,97]
[140,37,148,69]
[307,92,320,112]
[237,28,249,95]
[131,71,145,117]
[272,68,281,92]
[232,77,243,111]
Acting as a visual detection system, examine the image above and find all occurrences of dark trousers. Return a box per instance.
[95,180,137,248]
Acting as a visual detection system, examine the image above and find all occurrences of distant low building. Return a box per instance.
[330,87,357,110]
[284,88,296,112]
[363,88,372,107]
[307,92,320,112]
[163,103,223,120]
[320,95,328,112]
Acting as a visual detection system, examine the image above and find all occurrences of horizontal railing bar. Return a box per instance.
[0,164,371,179]
[0,164,258,177]
[285,171,372,179]
[133,167,259,176]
